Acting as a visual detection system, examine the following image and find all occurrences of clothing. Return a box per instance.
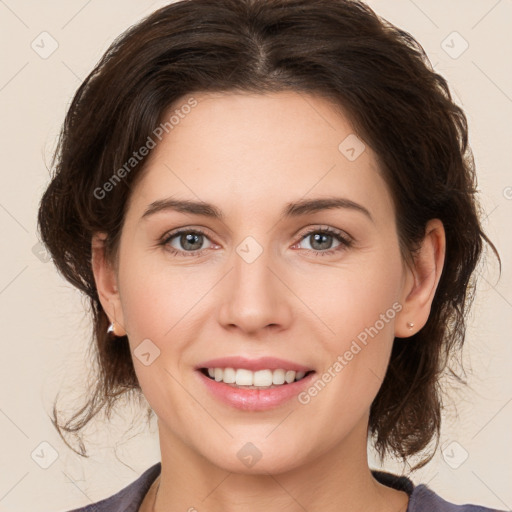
[66,462,505,512]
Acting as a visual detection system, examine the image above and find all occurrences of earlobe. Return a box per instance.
[91,232,127,336]
[395,219,446,338]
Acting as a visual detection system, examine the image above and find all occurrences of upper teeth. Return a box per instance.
[207,368,307,387]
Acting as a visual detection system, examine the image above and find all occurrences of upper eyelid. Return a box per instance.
[162,226,211,243]
[298,225,350,238]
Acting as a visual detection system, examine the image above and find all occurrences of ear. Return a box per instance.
[91,232,127,336]
[395,219,446,338]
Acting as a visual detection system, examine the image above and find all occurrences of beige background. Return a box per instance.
[0,0,510,510]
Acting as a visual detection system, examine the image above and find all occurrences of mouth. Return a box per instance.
[194,356,317,410]
[196,366,317,410]
[199,367,316,389]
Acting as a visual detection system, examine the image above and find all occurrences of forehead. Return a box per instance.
[158,90,355,155]
[126,91,394,224]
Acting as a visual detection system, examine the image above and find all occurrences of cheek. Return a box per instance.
[116,254,197,408]
[118,270,168,339]
[117,251,221,385]
[117,246,202,336]
[298,250,403,344]
[297,248,403,397]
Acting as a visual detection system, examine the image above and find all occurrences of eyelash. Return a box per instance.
[159,226,353,258]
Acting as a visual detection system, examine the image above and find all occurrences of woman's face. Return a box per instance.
[99,91,420,474]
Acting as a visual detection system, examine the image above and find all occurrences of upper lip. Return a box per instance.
[195,356,314,373]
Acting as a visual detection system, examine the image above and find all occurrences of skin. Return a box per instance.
[92,91,445,512]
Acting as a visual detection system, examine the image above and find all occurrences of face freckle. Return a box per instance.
[112,90,408,474]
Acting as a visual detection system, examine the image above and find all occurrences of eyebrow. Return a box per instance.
[141,196,373,223]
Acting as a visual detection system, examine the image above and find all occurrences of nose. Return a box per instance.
[217,241,293,336]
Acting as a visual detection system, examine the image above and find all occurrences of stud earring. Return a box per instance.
[406,322,414,330]
[107,320,126,337]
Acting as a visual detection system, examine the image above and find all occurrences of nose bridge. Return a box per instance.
[217,234,291,333]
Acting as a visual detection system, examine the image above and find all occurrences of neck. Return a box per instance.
[149,417,409,512]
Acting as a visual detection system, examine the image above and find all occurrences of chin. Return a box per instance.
[200,437,310,476]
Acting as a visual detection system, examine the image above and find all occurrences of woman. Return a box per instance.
[37,0,503,510]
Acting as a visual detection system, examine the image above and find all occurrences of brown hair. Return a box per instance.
[37,0,498,470]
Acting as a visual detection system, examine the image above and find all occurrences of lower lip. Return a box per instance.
[196,370,316,411]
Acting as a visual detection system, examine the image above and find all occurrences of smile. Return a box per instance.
[195,359,316,411]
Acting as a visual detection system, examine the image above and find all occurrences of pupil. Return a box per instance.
[182,233,202,250]
[311,233,332,250]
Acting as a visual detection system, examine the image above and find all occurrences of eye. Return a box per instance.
[161,228,215,256]
[159,225,353,258]
[294,227,353,256]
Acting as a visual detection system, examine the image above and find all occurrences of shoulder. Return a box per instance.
[65,462,161,512]
[371,470,506,512]
[409,483,506,512]
[65,464,505,512]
